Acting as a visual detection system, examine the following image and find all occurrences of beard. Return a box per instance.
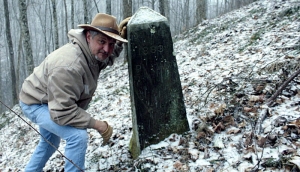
[95,55,109,63]
[93,50,109,62]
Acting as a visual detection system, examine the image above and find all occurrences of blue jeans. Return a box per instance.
[19,101,88,172]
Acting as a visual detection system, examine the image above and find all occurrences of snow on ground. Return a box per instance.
[1,0,300,171]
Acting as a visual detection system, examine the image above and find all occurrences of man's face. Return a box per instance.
[86,31,116,62]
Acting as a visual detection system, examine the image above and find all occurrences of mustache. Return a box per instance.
[98,50,108,56]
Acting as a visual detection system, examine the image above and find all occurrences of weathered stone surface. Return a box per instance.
[127,7,189,159]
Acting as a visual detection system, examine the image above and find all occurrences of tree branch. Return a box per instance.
[267,68,300,106]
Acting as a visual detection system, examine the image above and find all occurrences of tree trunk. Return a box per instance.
[47,1,54,53]
[158,0,169,20]
[71,0,74,28]
[19,0,34,75]
[31,1,49,59]
[0,47,2,112]
[184,0,189,29]
[17,31,23,93]
[164,0,169,20]
[106,0,111,15]
[122,0,132,63]
[93,0,100,13]
[151,0,155,9]
[82,0,88,24]
[16,4,24,91]
[3,0,18,105]
[123,0,132,18]
[158,0,165,16]
[63,0,68,42]
[45,0,49,55]
[51,0,59,50]
[196,0,207,25]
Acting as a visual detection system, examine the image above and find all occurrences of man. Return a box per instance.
[19,13,129,171]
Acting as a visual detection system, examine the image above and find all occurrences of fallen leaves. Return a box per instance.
[288,118,300,128]
[213,122,225,133]
[226,127,241,134]
[173,160,189,171]
[256,135,267,147]
[289,156,300,169]
[249,95,265,102]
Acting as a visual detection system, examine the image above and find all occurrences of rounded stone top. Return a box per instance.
[129,7,167,25]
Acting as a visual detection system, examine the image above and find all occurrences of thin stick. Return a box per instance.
[0,100,84,172]
[267,68,300,106]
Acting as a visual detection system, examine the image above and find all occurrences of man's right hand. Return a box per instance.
[94,120,113,145]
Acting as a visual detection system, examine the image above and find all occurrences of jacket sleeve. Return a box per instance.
[107,43,124,66]
[47,66,96,129]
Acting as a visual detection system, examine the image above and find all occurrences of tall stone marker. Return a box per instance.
[127,7,189,159]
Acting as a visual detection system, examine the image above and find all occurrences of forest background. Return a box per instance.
[0,0,256,113]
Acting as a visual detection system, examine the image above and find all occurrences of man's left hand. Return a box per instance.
[119,17,131,39]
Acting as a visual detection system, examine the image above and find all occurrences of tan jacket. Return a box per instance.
[19,29,123,129]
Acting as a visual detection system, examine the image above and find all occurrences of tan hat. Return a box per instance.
[78,13,128,43]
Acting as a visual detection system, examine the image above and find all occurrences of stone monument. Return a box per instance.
[127,7,190,159]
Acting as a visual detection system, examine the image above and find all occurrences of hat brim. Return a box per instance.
[78,24,128,43]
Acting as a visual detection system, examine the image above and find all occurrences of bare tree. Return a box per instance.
[0,48,2,112]
[17,29,23,92]
[83,0,88,23]
[106,0,111,14]
[3,0,18,105]
[93,0,100,13]
[14,1,26,92]
[151,0,155,10]
[196,0,207,25]
[123,0,132,19]
[164,0,169,20]
[51,0,59,49]
[19,0,34,75]
[122,0,132,62]
[0,12,4,112]
[184,0,189,28]
[31,1,50,59]
[63,0,68,40]
[158,0,165,16]
[158,0,169,19]
[170,1,183,35]
[71,0,74,28]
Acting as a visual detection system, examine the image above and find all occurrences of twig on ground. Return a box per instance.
[267,68,300,106]
[254,109,268,135]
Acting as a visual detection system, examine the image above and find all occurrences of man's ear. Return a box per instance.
[86,31,91,43]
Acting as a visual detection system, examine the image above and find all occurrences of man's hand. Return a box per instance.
[94,120,113,145]
[119,17,131,39]
[100,121,113,145]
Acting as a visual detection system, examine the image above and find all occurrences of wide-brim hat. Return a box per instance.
[78,13,128,43]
